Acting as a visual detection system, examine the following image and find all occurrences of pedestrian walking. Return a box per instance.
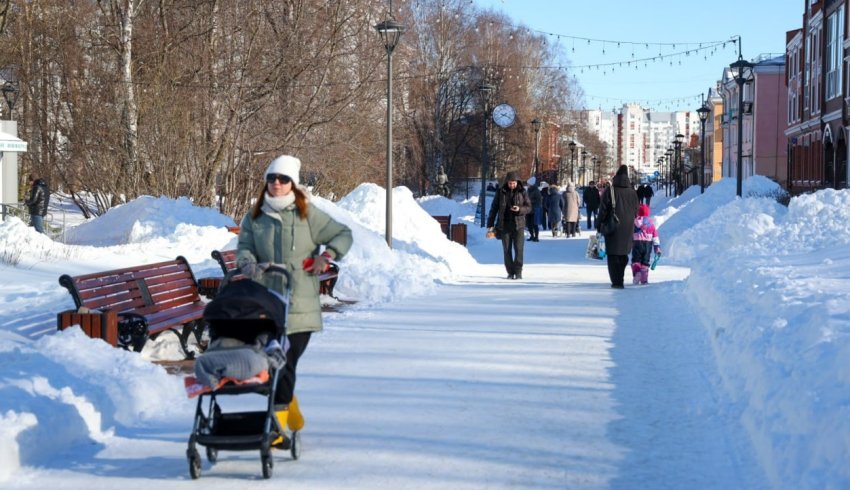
[562,182,581,237]
[545,184,564,236]
[236,155,353,445]
[539,181,550,231]
[487,171,531,279]
[526,176,543,242]
[631,204,661,284]
[597,165,639,289]
[24,175,50,234]
[583,180,601,230]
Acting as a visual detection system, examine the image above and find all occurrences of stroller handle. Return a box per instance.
[222,263,293,294]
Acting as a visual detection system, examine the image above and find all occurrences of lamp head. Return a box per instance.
[675,133,685,145]
[2,81,18,115]
[729,56,754,84]
[374,19,406,52]
[696,105,710,122]
[531,118,542,132]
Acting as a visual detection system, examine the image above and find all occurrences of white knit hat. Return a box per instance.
[265,155,301,186]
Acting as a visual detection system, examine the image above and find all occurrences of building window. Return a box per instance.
[826,7,844,100]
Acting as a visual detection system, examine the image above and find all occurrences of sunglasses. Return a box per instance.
[266,173,292,185]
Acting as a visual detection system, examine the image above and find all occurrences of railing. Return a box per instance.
[1,202,27,221]
[1,202,65,242]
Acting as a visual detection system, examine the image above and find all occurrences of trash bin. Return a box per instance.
[450,223,467,247]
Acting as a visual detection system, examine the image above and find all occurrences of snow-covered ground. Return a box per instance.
[0,177,847,488]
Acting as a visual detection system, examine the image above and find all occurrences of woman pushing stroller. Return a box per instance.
[237,155,353,447]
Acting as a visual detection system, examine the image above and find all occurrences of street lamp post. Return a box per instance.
[730,50,754,197]
[697,104,711,193]
[665,147,673,196]
[568,141,576,186]
[2,81,18,119]
[580,149,587,185]
[531,118,542,178]
[374,17,405,248]
[477,82,495,228]
[674,133,684,196]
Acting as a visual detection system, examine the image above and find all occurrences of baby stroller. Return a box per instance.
[186,265,297,479]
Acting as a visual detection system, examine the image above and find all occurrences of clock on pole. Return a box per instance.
[492,103,516,128]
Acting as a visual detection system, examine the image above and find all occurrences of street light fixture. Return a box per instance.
[477,82,495,228]
[2,81,18,119]
[665,147,673,196]
[531,118,542,178]
[730,51,754,197]
[696,103,711,194]
[374,16,405,248]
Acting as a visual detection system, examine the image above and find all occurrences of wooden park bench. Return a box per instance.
[430,214,467,246]
[431,214,451,239]
[57,256,206,357]
[198,249,340,300]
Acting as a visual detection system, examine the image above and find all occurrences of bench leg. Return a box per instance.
[118,316,149,352]
[175,321,205,360]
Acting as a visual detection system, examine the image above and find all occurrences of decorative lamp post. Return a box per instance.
[374,16,406,248]
[531,118,542,178]
[570,148,588,183]
[477,82,495,227]
[673,133,684,196]
[568,141,576,185]
[696,104,711,193]
[665,147,673,196]
[730,50,754,197]
[2,81,18,119]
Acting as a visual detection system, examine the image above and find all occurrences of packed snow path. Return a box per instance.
[270,236,767,489]
[4,236,768,489]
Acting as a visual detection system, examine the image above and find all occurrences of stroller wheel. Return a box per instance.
[290,431,301,460]
[206,446,218,464]
[261,454,274,479]
[188,448,202,479]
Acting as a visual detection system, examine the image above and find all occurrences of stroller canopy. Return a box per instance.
[204,279,288,341]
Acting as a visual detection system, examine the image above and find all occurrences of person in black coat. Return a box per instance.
[597,165,639,288]
[583,181,601,230]
[525,177,543,242]
[24,175,50,234]
[487,171,532,280]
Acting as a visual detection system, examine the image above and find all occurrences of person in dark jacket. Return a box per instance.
[487,171,532,280]
[525,176,543,242]
[24,175,50,234]
[583,181,601,230]
[597,165,639,288]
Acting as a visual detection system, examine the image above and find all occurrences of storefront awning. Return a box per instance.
[0,131,27,152]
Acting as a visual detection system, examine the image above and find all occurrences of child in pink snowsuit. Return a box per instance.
[631,204,661,284]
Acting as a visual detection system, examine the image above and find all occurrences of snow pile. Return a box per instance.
[661,179,850,488]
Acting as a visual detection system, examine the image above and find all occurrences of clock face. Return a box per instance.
[492,103,516,128]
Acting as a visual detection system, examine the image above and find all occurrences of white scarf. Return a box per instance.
[263,192,295,213]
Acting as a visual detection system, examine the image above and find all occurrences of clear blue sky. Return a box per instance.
[473,0,801,112]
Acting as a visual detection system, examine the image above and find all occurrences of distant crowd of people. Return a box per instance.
[486,167,661,288]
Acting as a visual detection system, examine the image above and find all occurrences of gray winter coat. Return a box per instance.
[597,174,639,255]
[237,198,353,335]
[562,184,580,222]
